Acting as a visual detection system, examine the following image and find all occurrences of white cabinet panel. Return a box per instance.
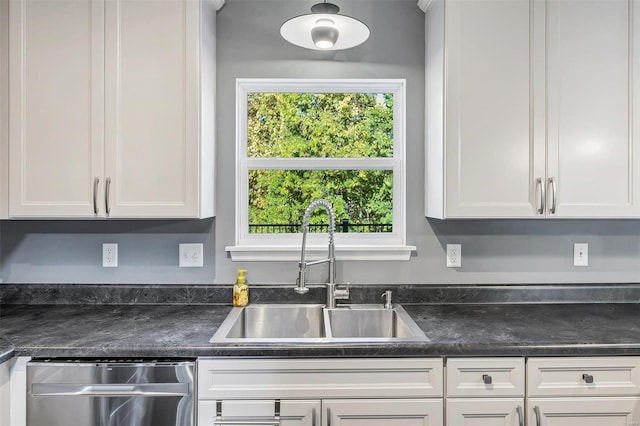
[528,356,640,397]
[104,0,202,218]
[447,358,524,398]
[198,358,443,400]
[447,398,524,426]
[0,357,29,426]
[8,0,104,217]
[529,397,640,425]
[546,0,640,217]
[425,0,543,218]
[323,398,443,426]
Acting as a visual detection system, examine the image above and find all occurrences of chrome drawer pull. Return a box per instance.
[582,373,594,384]
[93,177,100,215]
[548,177,557,214]
[105,177,112,215]
[482,374,492,384]
[214,400,280,426]
[534,405,542,426]
[517,405,524,426]
[536,177,545,214]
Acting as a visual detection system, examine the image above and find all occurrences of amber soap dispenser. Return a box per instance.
[233,269,249,307]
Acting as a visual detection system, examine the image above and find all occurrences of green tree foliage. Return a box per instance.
[247,92,394,232]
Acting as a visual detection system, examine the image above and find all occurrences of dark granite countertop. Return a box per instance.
[2,303,640,359]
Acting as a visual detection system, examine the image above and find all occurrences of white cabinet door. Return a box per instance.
[198,400,320,426]
[104,0,203,218]
[322,398,443,426]
[425,0,544,218]
[546,0,640,218]
[529,397,640,425]
[447,398,524,426]
[8,0,104,218]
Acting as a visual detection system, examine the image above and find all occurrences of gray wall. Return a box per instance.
[1,0,639,285]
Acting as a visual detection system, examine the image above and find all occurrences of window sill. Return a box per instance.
[225,244,417,262]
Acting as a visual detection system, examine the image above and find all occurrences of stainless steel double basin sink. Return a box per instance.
[210,304,427,343]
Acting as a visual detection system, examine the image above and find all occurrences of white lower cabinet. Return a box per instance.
[196,358,444,426]
[323,398,443,426]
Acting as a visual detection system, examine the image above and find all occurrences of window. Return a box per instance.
[226,79,414,261]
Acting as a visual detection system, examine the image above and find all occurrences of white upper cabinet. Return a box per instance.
[8,0,218,219]
[424,0,640,219]
[546,0,640,218]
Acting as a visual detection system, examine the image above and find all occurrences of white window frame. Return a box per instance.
[226,78,415,261]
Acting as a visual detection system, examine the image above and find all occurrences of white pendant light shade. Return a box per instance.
[280,2,370,51]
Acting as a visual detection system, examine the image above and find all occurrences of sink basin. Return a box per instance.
[210,303,427,343]
[211,304,327,342]
[326,305,426,339]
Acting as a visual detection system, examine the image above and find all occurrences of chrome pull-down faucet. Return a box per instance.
[295,199,349,308]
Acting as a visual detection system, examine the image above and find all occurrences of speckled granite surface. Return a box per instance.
[2,303,640,359]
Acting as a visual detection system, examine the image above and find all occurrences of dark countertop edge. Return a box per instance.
[11,343,640,359]
[0,348,14,363]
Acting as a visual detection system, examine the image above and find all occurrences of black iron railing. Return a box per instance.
[249,219,392,234]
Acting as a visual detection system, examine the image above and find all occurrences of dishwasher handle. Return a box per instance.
[31,383,189,397]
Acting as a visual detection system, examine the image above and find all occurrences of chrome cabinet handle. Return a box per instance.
[311,408,316,426]
[536,177,545,214]
[93,177,100,215]
[214,400,281,426]
[548,177,557,214]
[482,374,492,384]
[327,408,331,426]
[517,405,524,426]
[534,405,542,426]
[105,177,112,215]
[582,373,594,384]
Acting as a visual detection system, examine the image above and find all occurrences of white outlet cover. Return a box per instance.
[574,243,589,267]
[179,243,204,267]
[446,244,462,268]
[102,243,118,268]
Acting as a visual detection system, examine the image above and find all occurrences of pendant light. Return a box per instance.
[280,1,370,51]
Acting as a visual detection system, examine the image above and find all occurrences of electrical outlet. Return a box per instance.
[102,243,118,267]
[446,244,462,268]
[574,243,589,267]
[179,243,204,268]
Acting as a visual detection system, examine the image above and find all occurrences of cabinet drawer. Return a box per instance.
[447,398,524,425]
[528,357,640,397]
[198,358,443,399]
[447,358,524,397]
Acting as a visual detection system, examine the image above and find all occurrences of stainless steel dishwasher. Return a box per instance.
[27,359,195,426]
